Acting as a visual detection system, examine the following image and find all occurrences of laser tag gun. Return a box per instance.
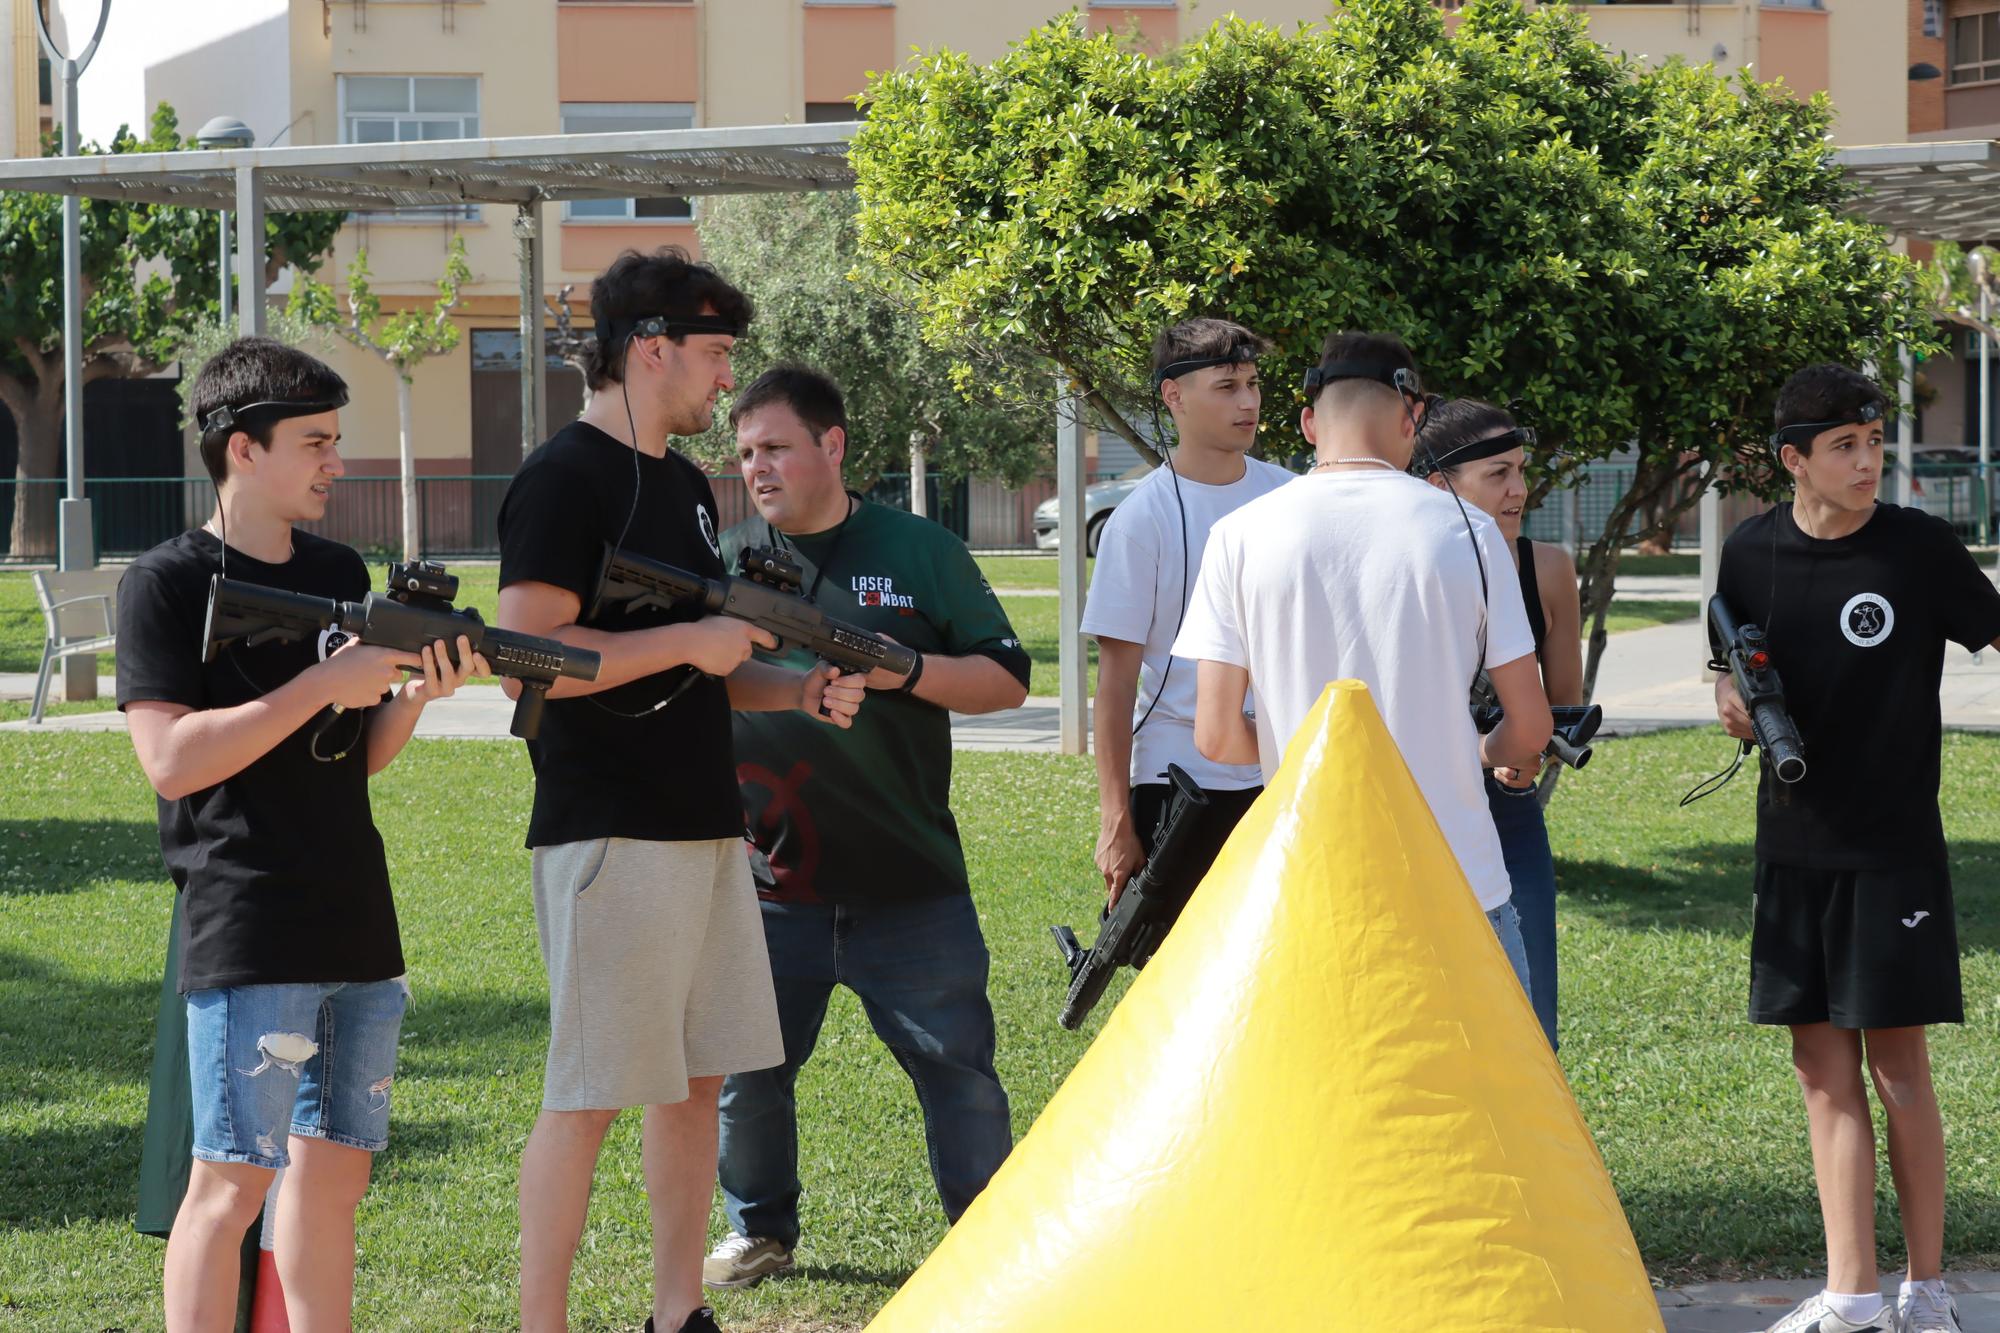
[1050,763,1215,1031]
[1702,593,1807,785]
[1469,673,1602,771]
[588,543,920,682]
[202,560,601,741]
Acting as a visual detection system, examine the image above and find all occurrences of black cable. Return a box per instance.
[1402,394,1490,672]
[1132,401,1191,742]
[1680,742,1749,807]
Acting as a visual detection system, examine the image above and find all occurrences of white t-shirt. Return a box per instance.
[1172,468,1536,909]
[1082,456,1295,792]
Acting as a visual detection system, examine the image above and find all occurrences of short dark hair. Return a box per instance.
[1150,317,1270,380]
[585,247,755,390]
[1773,364,1888,457]
[728,363,846,440]
[190,337,348,484]
[1309,331,1420,411]
[1420,398,1516,474]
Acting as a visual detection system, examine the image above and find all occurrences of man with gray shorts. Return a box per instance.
[496,248,865,1333]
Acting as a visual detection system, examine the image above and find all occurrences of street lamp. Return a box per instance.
[195,117,255,325]
[1971,248,1994,549]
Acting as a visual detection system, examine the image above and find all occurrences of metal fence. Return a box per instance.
[10,462,1983,564]
[0,471,1123,563]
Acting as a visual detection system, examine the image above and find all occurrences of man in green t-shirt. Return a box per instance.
[703,364,1032,1290]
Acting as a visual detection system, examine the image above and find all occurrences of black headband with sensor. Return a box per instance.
[1152,353,1259,391]
[596,312,745,348]
[1302,359,1421,398]
[1422,425,1540,474]
[200,390,350,438]
[1770,399,1884,452]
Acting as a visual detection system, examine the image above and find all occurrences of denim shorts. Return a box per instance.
[186,977,409,1168]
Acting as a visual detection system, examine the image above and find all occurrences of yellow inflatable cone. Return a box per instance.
[867,681,1660,1332]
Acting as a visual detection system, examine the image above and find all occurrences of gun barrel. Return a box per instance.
[1752,701,1807,783]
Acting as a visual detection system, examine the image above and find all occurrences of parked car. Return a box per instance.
[1032,473,1147,554]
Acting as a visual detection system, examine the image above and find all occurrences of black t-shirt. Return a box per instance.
[497,422,739,847]
[1716,502,2000,869]
[115,528,401,992]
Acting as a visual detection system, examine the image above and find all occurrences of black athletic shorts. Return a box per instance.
[1749,860,1964,1030]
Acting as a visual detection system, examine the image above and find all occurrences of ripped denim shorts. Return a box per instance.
[185,978,409,1167]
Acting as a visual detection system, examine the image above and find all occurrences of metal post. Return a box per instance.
[1898,342,1916,509]
[514,202,546,457]
[218,209,232,326]
[1981,283,1993,547]
[235,166,266,338]
[1698,472,1721,613]
[37,0,117,702]
[1056,383,1088,754]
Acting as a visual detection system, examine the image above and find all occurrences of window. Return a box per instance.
[805,102,864,124]
[339,76,481,218]
[341,75,480,145]
[1950,9,2000,85]
[561,103,695,222]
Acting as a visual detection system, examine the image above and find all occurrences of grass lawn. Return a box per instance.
[1616,553,1699,577]
[1600,598,1698,636]
[971,554,1088,591]
[2,728,1997,1330]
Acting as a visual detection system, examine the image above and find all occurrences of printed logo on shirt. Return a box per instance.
[698,505,721,558]
[1902,909,1931,929]
[851,574,916,610]
[317,627,351,661]
[1839,592,1895,648]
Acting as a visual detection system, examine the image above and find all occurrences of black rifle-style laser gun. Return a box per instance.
[589,544,920,681]
[202,560,601,741]
[1469,673,1602,770]
[1706,594,1806,784]
[1050,763,1220,1031]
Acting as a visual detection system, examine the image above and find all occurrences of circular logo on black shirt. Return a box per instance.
[1839,592,1894,648]
[698,505,720,558]
[318,627,351,661]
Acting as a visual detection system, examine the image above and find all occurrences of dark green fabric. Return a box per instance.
[135,893,192,1238]
[723,501,1023,904]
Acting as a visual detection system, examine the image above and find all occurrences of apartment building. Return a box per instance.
[19,0,1927,482]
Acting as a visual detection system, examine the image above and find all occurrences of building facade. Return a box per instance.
[23,0,1928,483]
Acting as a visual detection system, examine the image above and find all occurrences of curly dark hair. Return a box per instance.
[1773,364,1888,456]
[585,247,754,390]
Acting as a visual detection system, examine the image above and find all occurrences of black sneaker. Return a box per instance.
[642,1310,724,1333]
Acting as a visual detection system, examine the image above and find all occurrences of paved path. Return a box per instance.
[15,611,2000,743]
[1658,1271,2000,1331]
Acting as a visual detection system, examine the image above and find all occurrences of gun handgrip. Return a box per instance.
[1547,734,1591,771]
[512,682,549,741]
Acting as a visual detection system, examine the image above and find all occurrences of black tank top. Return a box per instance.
[1516,536,1547,656]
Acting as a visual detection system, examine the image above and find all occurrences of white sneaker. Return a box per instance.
[1763,1293,1893,1333]
[700,1233,795,1290]
[1899,1281,1963,1333]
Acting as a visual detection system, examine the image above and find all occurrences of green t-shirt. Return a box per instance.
[722,499,1027,904]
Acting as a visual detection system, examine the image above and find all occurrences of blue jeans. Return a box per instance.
[185,978,408,1167]
[717,894,1013,1247]
[1487,774,1559,1048]
[1486,901,1534,1003]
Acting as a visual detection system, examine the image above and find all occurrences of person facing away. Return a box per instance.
[701,363,1031,1291]
[119,336,486,1331]
[1418,397,1582,1048]
[494,249,865,1333]
[1173,330,1552,987]
[1083,317,1294,909]
[1714,363,2000,1333]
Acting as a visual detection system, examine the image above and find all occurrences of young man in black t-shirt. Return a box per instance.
[496,250,865,1333]
[119,337,486,1330]
[1715,364,2000,1333]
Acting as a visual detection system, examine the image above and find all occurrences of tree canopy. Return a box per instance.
[691,189,1045,488]
[850,0,1935,691]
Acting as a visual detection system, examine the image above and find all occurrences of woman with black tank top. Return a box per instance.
[1419,399,1581,1049]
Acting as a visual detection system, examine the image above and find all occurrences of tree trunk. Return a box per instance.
[397,372,418,563]
[7,379,66,561]
[908,430,929,518]
[1575,450,1714,702]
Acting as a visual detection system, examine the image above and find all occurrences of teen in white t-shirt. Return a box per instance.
[1084,319,1294,907]
[1174,333,1551,979]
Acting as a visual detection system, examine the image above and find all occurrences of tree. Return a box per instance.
[850,0,1934,696]
[295,236,471,563]
[0,104,341,556]
[688,190,1045,491]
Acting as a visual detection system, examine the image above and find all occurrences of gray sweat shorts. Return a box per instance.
[530,837,783,1111]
